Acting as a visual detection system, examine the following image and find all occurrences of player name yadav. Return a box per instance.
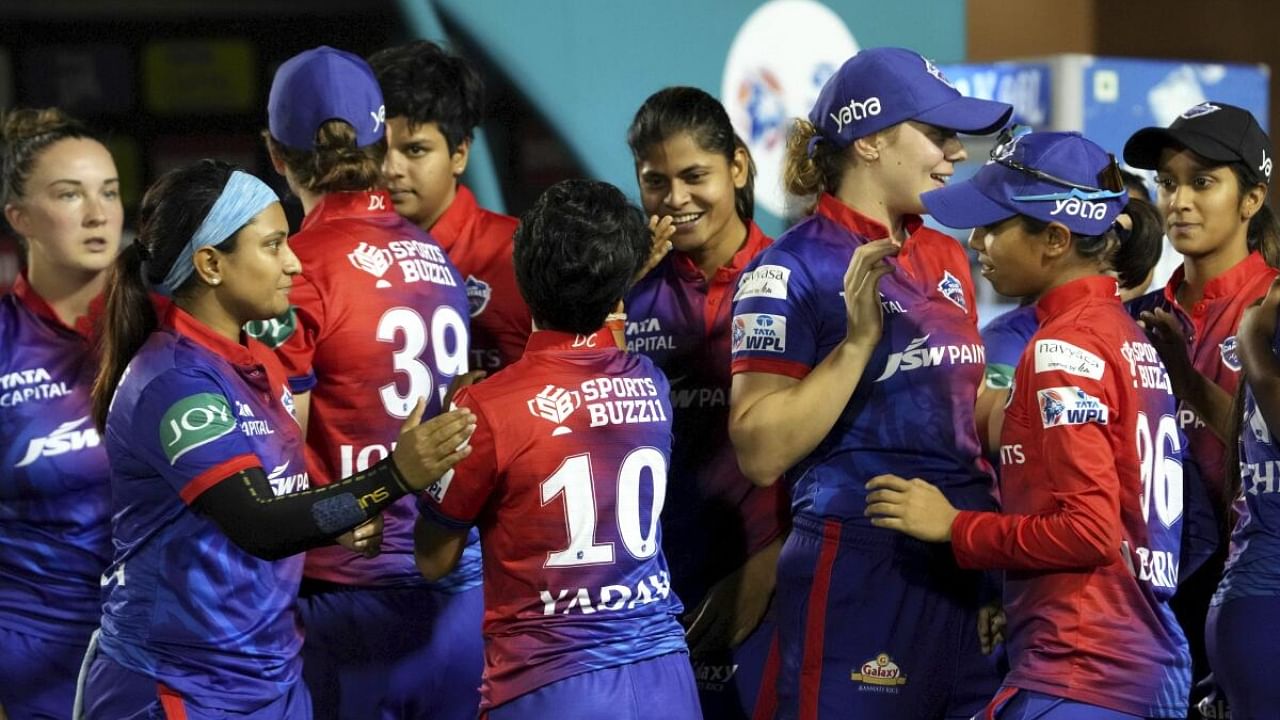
[539,570,673,616]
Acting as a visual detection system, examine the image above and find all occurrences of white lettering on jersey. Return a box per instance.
[527,385,582,436]
[734,265,790,301]
[1034,339,1105,380]
[15,416,101,468]
[731,313,786,354]
[348,242,395,288]
[999,443,1025,466]
[875,335,985,382]
[266,462,309,496]
[1124,540,1178,589]
[539,571,673,616]
[1038,386,1108,428]
[0,367,71,408]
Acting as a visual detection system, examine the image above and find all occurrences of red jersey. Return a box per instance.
[1128,251,1279,503]
[952,276,1190,717]
[419,327,687,708]
[269,189,474,587]
[430,184,530,373]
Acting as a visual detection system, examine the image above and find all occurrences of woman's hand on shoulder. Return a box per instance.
[390,398,476,491]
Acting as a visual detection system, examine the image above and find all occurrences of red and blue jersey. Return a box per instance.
[419,328,688,709]
[267,189,480,591]
[953,276,1190,718]
[982,303,1038,391]
[730,193,994,524]
[99,305,308,712]
[431,184,531,373]
[624,221,787,603]
[1128,252,1279,504]
[1216,313,1280,604]
[0,275,110,644]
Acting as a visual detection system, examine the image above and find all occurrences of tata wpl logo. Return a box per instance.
[527,385,582,436]
[348,242,394,288]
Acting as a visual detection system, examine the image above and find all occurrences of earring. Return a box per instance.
[209,277,221,286]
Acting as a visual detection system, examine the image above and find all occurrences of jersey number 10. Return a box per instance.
[540,448,668,567]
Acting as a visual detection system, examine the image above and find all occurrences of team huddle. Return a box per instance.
[1,39,1278,720]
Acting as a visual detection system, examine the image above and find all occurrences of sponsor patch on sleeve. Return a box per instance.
[1038,386,1109,428]
[1220,336,1242,371]
[731,313,787,354]
[160,392,237,464]
[733,265,791,301]
[1034,339,1105,380]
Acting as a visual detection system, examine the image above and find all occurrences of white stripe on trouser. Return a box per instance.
[71,628,100,720]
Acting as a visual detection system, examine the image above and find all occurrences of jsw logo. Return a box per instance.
[876,335,984,382]
[829,96,882,134]
[1050,197,1109,220]
[16,416,100,468]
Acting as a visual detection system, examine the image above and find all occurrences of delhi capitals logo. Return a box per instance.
[937,270,967,312]
[737,68,787,150]
[1180,102,1221,120]
[1040,389,1067,426]
[1220,335,1242,371]
[732,316,747,350]
[465,275,492,317]
[281,385,297,422]
[923,56,955,90]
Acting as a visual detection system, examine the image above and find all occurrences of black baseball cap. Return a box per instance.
[1124,102,1272,186]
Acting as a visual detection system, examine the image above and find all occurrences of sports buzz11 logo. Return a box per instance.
[161,393,237,465]
[528,384,582,436]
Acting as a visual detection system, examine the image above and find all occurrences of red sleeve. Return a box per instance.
[951,355,1123,571]
[274,271,325,384]
[418,387,500,527]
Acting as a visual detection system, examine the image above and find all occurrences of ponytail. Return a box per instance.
[1109,197,1164,290]
[1248,203,1280,268]
[783,119,844,208]
[265,120,382,195]
[92,243,157,429]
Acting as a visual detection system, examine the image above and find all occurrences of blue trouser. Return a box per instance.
[1206,595,1280,720]
[771,516,1003,720]
[298,581,484,720]
[981,688,1145,719]
[484,651,702,720]
[0,624,90,720]
[692,615,776,720]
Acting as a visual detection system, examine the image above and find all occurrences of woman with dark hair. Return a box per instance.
[727,47,1011,719]
[866,130,1191,719]
[0,106,120,719]
[81,159,473,718]
[623,85,785,719]
[262,46,483,719]
[1122,103,1280,713]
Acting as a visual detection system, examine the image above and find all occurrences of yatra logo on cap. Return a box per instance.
[936,270,966,312]
[722,0,858,218]
[348,242,394,288]
[1049,194,1111,221]
[829,96,882,134]
[851,653,907,688]
[528,384,582,436]
[1220,336,1242,371]
[371,104,385,133]
[1039,386,1108,428]
[465,275,492,317]
[160,392,236,465]
[1180,102,1221,119]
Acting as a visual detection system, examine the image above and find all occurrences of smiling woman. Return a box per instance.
[0,107,122,720]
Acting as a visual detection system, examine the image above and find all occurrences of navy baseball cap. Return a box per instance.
[268,46,386,150]
[1124,102,1272,186]
[809,47,1012,151]
[921,129,1129,236]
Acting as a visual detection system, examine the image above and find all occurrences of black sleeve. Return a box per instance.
[191,456,411,560]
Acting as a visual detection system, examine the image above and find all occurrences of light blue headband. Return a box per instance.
[155,170,280,296]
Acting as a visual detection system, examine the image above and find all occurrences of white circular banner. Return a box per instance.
[722,0,858,218]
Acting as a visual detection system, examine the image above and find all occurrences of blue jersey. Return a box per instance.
[0,276,110,643]
[730,193,995,523]
[99,304,308,712]
[1216,314,1280,604]
[981,304,1037,391]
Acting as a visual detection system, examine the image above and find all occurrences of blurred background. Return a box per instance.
[0,0,1272,318]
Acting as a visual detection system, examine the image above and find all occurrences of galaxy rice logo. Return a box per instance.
[528,385,582,436]
[851,653,907,689]
[936,270,967,312]
[465,275,492,317]
[348,242,394,288]
[1180,102,1220,119]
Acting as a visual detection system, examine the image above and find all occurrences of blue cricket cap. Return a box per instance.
[268,46,386,150]
[921,130,1129,236]
[809,47,1011,151]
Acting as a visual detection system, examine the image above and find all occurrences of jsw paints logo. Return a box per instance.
[829,96,881,134]
[1050,196,1109,221]
[15,416,100,468]
[875,335,984,382]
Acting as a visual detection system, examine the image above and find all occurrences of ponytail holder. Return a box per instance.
[1112,213,1132,243]
[806,135,824,159]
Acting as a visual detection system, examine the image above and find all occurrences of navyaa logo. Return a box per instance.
[161,393,236,464]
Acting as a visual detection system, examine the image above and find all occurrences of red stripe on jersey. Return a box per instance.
[798,519,842,720]
[178,454,259,505]
[751,630,782,720]
[732,357,811,380]
[984,686,1019,719]
[157,683,189,719]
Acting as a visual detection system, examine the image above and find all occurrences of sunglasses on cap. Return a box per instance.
[991,126,1128,202]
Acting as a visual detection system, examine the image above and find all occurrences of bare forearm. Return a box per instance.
[1180,370,1235,442]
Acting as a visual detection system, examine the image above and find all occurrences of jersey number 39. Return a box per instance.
[376,306,468,418]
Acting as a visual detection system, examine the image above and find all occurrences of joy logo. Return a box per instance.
[1050,196,1109,220]
[371,104,386,133]
[829,96,881,133]
[160,393,236,465]
[1261,149,1272,180]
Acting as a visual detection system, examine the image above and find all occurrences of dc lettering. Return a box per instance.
[368,194,386,211]
[829,96,881,133]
